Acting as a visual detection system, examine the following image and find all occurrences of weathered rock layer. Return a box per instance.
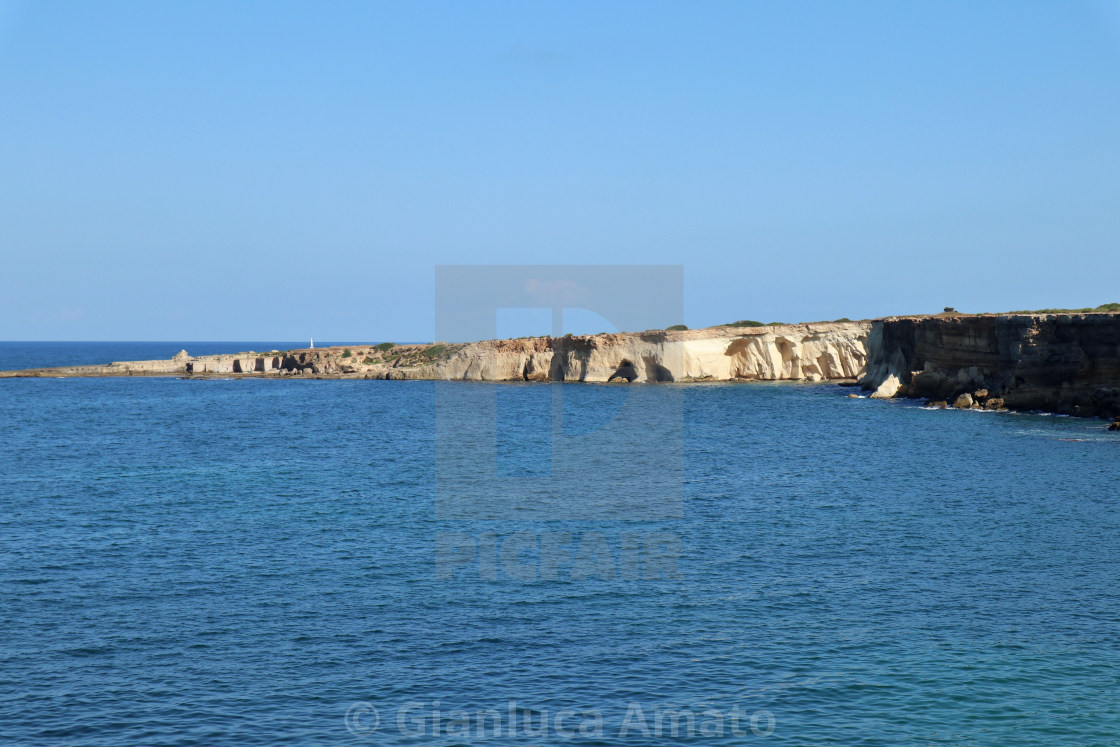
[860,314,1120,418]
[8,314,1120,419]
[0,322,871,384]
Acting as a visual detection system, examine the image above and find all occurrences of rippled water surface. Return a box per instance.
[2,343,1119,745]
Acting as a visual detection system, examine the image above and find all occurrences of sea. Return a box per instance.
[1,342,1118,745]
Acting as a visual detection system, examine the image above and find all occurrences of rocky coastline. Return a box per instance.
[6,312,1120,422]
[859,313,1120,419]
[0,322,870,384]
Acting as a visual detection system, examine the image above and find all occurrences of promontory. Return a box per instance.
[5,311,1120,420]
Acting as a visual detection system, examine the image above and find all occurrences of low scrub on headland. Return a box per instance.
[419,344,451,360]
[928,304,1120,317]
[1003,303,1120,314]
[725,320,786,328]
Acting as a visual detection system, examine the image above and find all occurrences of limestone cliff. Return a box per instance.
[0,322,871,384]
[10,314,1120,419]
[860,314,1120,418]
[416,322,869,383]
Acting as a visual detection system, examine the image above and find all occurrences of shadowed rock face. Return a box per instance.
[9,315,1116,418]
[860,314,1120,418]
[11,315,1116,418]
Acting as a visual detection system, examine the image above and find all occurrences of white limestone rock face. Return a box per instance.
[407,322,870,383]
[869,374,903,399]
[186,355,237,374]
[0,321,872,383]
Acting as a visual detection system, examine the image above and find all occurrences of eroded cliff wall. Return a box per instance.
[424,323,869,383]
[860,314,1120,417]
[0,323,871,384]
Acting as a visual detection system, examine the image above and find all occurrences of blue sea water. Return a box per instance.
[1,343,1119,745]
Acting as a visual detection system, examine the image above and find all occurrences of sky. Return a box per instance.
[1,0,1119,341]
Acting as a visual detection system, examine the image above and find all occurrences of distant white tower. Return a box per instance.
[310,337,314,349]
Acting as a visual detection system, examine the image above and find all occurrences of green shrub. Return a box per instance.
[375,342,395,352]
[420,344,448,360]
[341,348,352,358]
[362,356,375,365]
[1008,307,1094,314]
[1000,302,1117,314]
[833,317,852,323]
[666,324,688,331]
[726,320,764,327]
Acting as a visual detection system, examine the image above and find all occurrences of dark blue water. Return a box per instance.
[2,344,1119,745]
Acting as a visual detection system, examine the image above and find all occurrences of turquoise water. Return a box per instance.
[2,343,1119,745]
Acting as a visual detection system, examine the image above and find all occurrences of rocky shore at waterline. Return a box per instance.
[860,313,1120,419]
[0,322,871,384]
[6,312,1120,422]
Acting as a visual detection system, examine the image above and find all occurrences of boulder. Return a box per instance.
[953,393,974,409]
[870,374,902,399]
[1109,419,1120,432]
[926,400,948,409]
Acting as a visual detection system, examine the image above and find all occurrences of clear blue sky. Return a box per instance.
[1,0,1118,341]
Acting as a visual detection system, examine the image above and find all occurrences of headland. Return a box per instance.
[5,312,1120,421]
